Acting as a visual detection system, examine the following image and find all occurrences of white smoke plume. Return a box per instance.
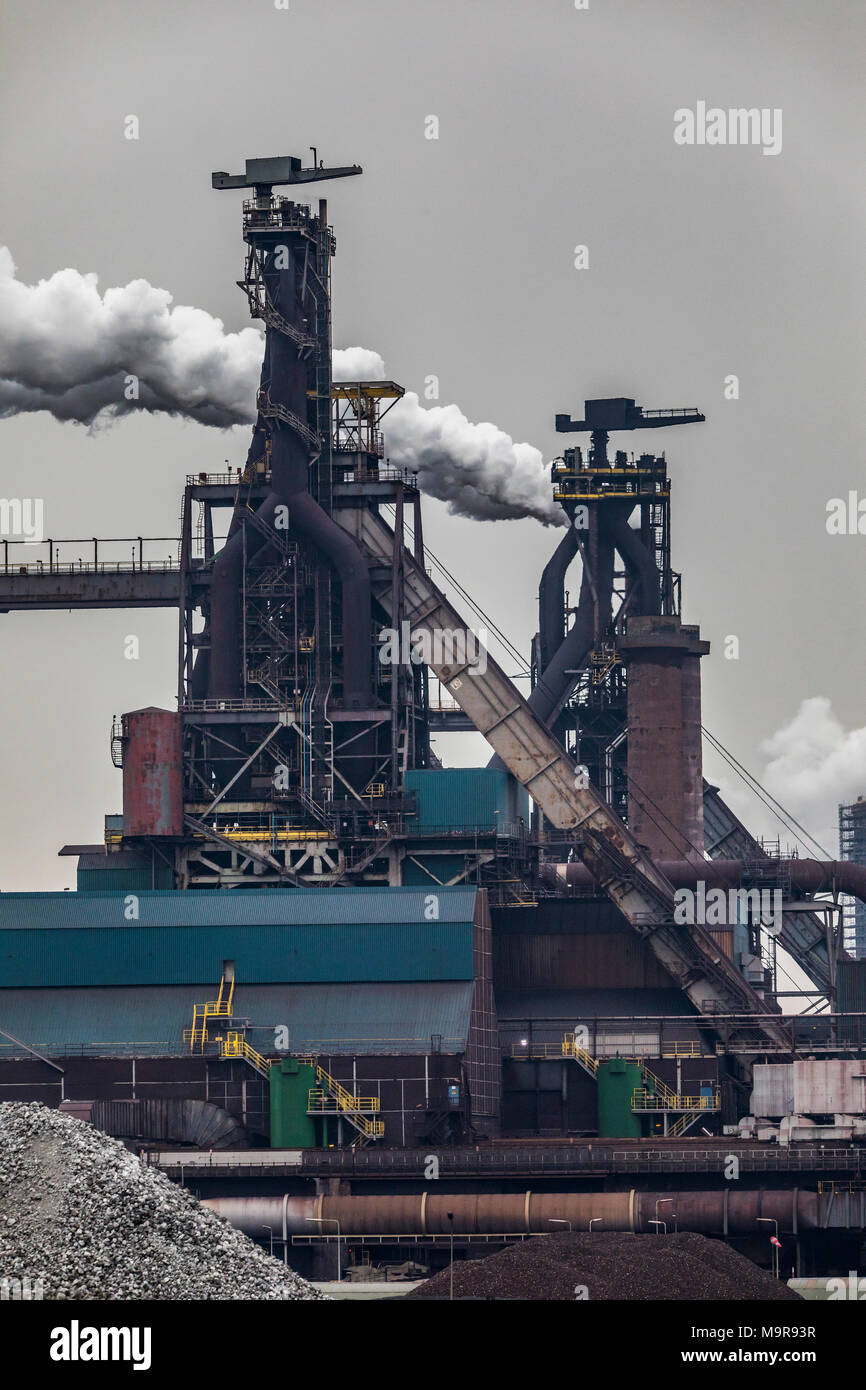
[0,247,262,427]
[0,249,563,524]
[382,394,565,525]
[759,696,866,853]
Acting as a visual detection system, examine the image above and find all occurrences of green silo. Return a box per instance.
[269,1058,318,1148]
[596,1059,644,1138]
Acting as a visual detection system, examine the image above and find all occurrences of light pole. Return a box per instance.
[757,1218,780,1280]
[447,1211,455,1301]
[648,1219,667,1235]
[589,1218,603,1233]
[306,1216,342,1282]
[549,1219,573,1233]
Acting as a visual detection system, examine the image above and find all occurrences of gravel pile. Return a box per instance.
[407,1231,802,1301]
[0,1102,326,1300]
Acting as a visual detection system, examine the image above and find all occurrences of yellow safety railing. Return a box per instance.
[214,1036,384,1141]
[308,1087,382,1115]
[561,1035,599,1074]
[631,1089,719,1112]
[669,1111,705,1140]
[638,1063,681,1110]
[514,1038,705,1064]
[188,970,236,1053]
[314,1062,381,1113]
[308,1063,384,1140]
[220,1031,272,1078]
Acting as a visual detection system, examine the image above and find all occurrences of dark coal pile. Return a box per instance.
[407,1231,802,1301]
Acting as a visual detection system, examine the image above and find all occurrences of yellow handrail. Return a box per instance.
[631,1089,719,1112]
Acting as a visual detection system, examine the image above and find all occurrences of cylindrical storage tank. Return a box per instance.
[597,1060,645,1138]
[122,707,183,837]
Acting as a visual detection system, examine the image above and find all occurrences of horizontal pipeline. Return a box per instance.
[204,1189,817,1239]
[540,858,866,905]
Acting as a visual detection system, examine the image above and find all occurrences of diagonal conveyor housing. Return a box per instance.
[338,504,792,1051]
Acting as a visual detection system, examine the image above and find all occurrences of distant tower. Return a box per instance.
[839,797,866,957]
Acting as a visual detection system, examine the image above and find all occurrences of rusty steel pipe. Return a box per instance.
[540,857,866,906]
[205,1189,817,1237]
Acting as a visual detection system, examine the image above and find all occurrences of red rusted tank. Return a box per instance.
[121,707,183,837]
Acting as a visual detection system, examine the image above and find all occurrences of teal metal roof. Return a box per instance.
[0,982,474,1057]
[0,888,477,988]
[0,886,478,930]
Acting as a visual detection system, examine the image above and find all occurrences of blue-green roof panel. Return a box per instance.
[0,886,477,929]
[0,982,474,1057]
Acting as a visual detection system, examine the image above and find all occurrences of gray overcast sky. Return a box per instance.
[0,0,864,888]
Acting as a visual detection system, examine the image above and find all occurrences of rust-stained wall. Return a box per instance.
[492,899,678,990]
[495,930,675,990]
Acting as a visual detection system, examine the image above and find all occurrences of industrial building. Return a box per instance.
[1,151,864,1282]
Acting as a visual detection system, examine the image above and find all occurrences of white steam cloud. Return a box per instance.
[0,249,563,524]
[382,394,564,525]
[0,247,262,427]
[759,696,866,853]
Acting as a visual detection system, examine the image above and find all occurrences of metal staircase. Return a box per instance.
[257,389,321,454]
[307,1063,384,1142]
[561,1033,599,1080]
[217,1034,384,1143]
[631,1061,720,1138]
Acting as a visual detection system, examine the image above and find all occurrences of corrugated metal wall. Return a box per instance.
[494,931,674,990]
[404,768,528,832]
[0,920,475,988]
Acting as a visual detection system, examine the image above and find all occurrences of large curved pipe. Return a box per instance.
[519,506,659,741]
[538,527,579,672]
[488,511,616,771]
[541,856,866,906]
[205,1188,817,1237]
[528,502,629,726]
[604,511,661,616]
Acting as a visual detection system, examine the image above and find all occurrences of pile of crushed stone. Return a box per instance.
[0,1102,326,1300]
[407,1230,802,1301]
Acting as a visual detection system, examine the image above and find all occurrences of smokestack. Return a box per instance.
[619,615,710,859]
